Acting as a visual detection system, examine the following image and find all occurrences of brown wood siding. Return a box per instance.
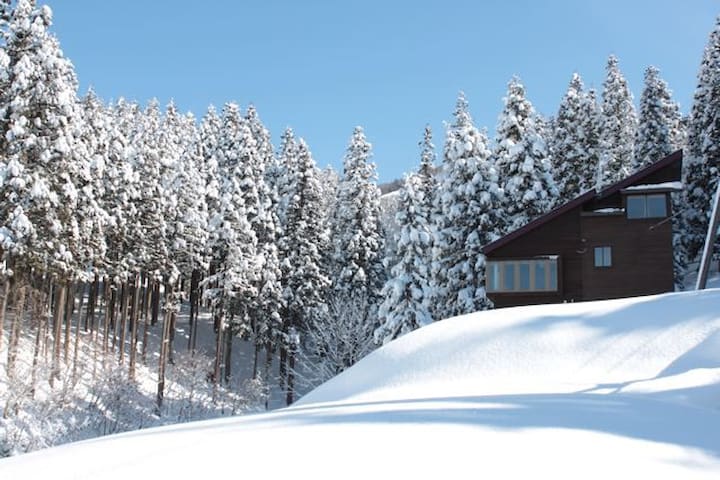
[579,209,674,300]
[487,206,584,308]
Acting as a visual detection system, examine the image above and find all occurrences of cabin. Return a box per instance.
[482,150,683,308]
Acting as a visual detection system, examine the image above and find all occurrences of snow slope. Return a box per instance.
[3,289,720,479]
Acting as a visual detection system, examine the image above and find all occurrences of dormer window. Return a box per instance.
[626,194,667,219]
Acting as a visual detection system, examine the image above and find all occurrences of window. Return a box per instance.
[594,246,612,267]
[486,257,559,293]
[626,194,667,219]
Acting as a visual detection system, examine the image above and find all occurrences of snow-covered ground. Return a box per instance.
[2,287,720,478]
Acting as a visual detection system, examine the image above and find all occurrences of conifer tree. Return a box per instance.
[0,0,89,278]
[494,77,558,231]
[279,139,331,403]
[244,106,283,377]
[432,93,502,320]
[682,18,720,262]
[331,127,385,308]
[551,74,600,200]
[597,55,637,188]
[375,126,436,344]
[203,103,260,383]
[634,66,681,169]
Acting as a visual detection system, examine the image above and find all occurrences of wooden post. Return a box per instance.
[696,179,720,290]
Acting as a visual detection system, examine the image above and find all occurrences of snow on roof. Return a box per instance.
[4,289,720,478]
[623,181,683,192]
[591,207,624,213]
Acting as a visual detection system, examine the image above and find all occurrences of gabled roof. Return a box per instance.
[482,150,683,255]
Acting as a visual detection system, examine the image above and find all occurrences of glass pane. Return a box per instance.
[549,259,557,290]
[626,196,645,219]
[594,247,604,267]
[646,194,667,218]
[503,263,515,291]
[519,263,530,290]
[487,262,499,292]
[535,262,546,290]
[604,247,612,267]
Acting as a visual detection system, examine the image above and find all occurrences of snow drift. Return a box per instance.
[2,289,720,479]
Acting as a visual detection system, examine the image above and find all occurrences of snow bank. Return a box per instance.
[3,289,720,479]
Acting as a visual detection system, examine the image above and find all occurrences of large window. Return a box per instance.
[626,194,667,219]
[487,257,558,293]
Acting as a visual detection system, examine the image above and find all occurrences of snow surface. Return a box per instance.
[3,289,720,478]
[623,181,683,191]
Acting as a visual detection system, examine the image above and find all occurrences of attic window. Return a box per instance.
[626,194,667,219]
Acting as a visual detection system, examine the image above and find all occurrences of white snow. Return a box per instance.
[623,181,683,191]
[3,289,720,478]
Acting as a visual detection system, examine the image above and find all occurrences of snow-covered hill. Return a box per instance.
[3,289,720,479]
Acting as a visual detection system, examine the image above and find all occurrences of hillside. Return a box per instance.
[2,289,720,479]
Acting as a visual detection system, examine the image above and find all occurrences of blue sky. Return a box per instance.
[51,1,716,183]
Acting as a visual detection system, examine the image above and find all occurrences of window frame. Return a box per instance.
[625,193,668,219]
[593,246,612,268]
[486,257,559,293]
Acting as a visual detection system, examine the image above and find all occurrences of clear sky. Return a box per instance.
[50,1,716,183]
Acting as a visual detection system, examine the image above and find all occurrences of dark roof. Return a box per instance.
[482,150,683,255]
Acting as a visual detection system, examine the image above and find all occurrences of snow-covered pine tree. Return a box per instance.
[597,55,637,188]
[278,139,331,403]
[244,106,283,379]
[634,66,681,169]
[431,93,503,320]
[203,103,260,384]
[494,77,558,231]
[272,128,297,223]
[103,99,141,280]
[170,111,209,282]
[375,125,436,344]
[551,74,600,201]
[78,89,113,277]
[331,127,385,310]
[0,0,89,279]
[199,106,221,236]
[0,0,101,381]
[682,18,720,263]
[581,88,603,188]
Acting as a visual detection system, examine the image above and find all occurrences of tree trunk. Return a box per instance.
[6,282,25,379]
[31,290,46,398]
[151,281,160,326]
[264,341,273,409]
[43,280,53,359]
[279,345,287,390]
[72,282,88,383]
[224,320,233,384]
[51,281,66,386]
[63,281,75,365]
[118,282,128,365]
[102,280,112,355]
[252,340,260,380]
[109,285,118,352]
[0,277,11,354]
[129,274,141,379]
[142,276,152,365]
[188,269,200,352]
[286,349,295,406]
[213,309,224,386]
[156,280,174,412]
[85,274,99,333]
